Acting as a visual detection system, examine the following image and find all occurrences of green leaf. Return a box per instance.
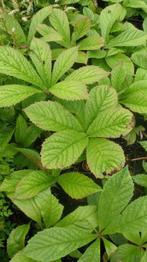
[14,171,56,199]
[1,13,26,45]
[17,148,42,169]
[98,167,134,233]
[24,101,83,132]
[119,196,147,233]
[10,189,63,227]
[86,138,125,178]
[30,38,52,87]
[108,25,147,47]
[103,238,117,258]
[51,47,78,85]
[111,244,144,262]
[0,85,41,107]
[121,81,147,113]
[33,189,63,227]
[37,24,63,42]
[58,172,101,199]
[0,170,33,193]
[131,48,147,70]
[133,174,147,188]
[10,251,36,262]
[87,108,133,138]
[106,53,134,75]
[85,86,118,129]
[78,239,100,262]
[7,224,30,258]
[0,47,44,88]
[79,35,104,50]
[66,65,109,84]
[72,15,91,41]
[41,130,88,169]
[23,225,96,262]
[15,115,27,144]
[28,6,52,42]
[99,4,125,41]
[49,9,70,47]
[141,252,147,262]
[140,141,147,151]
[56,206,98,230]
[49,80,88,100]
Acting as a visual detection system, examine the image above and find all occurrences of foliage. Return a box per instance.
[0,0,147,261]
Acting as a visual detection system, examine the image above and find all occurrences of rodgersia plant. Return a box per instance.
[0,1,147,261]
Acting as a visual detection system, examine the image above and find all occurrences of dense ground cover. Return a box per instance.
[0,0,147,261]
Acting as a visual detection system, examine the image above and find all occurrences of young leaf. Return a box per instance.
[99,4,125,41]
[15,115,27,145]
[108,25,147,47]
[24,101,83,132]
[103,238,117,258]
[98,167,134,233]
[30,38,52,87]
[87,108,133,138]
[140,141,147,151]
[56,206,98,230]
[78,239,100,262]
[51,47,78,85]
[49,80,88,100]
[7,224,30,258]
[85,86,118,129]
[17,148,42,169]
[23,225,96,262]
[86,138,125,178]
[49,9,70,47]
[41,130,88,169]
[121,81,147,113]
[28,6,52,42]
[58,172,101,199]
[0,85,41,107]
[72,15,91,41]
[14,171,56,199]
[66,65,109,84]
[0,47,44,88]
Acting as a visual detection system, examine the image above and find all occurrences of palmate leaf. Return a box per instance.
[66,65,109,84]
[99,4,125,41]
[23,225,96,262]
[7,224,30,258]
[78,240,100,262]
[49,8,70,47]
[0,85,41,107]
[28,6,52,43]
[58,172,101,199]
[87,108,133,138]
[51,47,78,85]
[108,25,147,47]
[86,138,125,178]
[84,86,118,129]
[0,47,44,88]
[24,101,83,132]
[98,168,134,233]
[121,80,147,113]
[41,130,88,169]
[30,38,52,87]
[37,24,63,42]
[49,80,88,100]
